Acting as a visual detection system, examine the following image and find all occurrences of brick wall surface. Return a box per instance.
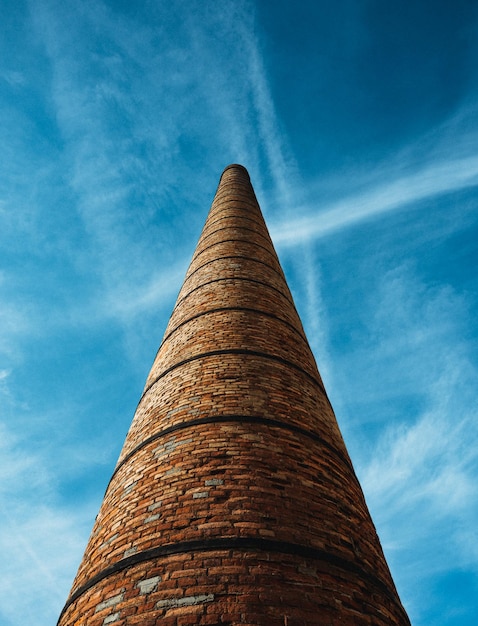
[58,164,410,625]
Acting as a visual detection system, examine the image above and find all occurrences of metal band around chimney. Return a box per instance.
[57,537,410,626]
[139,348,332,409]
[108,414,357,489]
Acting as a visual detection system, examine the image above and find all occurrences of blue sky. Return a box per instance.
[1,1,477,624]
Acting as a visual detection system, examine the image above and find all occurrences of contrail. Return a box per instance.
[271,154,478,246]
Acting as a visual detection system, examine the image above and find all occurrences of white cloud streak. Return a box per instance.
[342,267,478,624]
[271,153,478,246]
[240,18,298,207]
[0,419,97,625]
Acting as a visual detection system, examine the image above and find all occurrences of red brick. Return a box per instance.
[58,165,409,626]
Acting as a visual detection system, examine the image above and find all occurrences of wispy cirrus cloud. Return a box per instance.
[25,0,299,336]
[330,265,478,624]
[266,94,478,252]
[0,416,98,625]
[27,0,285,316]
[271,149,478,246]
[237,13,298,208]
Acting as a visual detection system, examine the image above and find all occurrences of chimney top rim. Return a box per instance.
[221,164,250,179]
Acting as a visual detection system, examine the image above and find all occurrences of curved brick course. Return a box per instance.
[58,164,410,625]
[120,355,336,461]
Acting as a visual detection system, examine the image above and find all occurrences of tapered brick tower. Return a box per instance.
[58,165,410,626]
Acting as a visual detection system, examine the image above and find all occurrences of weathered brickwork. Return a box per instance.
[58,164,410,625]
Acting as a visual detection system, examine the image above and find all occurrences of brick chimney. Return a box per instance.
[58,164,410,625]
